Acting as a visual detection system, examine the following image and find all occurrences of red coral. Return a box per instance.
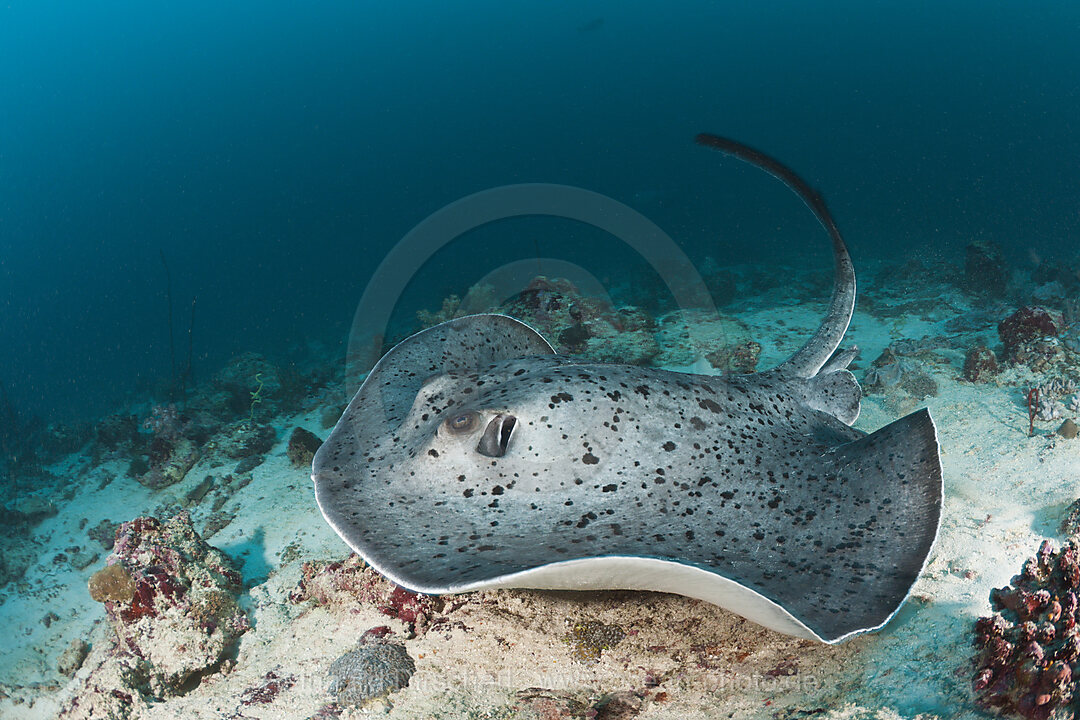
[119,565,187,622]
[999,306,1065,361]
[359,625,393,643]
[382,586,429,625]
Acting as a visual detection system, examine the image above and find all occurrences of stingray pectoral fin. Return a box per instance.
[806,407,943,642]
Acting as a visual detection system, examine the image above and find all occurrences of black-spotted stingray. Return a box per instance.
[313,134,942,643]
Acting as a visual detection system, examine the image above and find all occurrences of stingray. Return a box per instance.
[313,134,943,644]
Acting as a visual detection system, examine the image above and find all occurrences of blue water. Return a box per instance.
[2,1,1079,423]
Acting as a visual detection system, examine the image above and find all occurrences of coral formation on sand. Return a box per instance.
[57,638,91,677]
[289,555,442,635]
[964,344,1001,382]
[133,404,199,489]
[88,563,136,603]
[417,275,662,365]
[706,339,762,373]
[973,538,1080,718]
[0,495,57,586]
[1057,419,1078,439]
[1031,378,1079,423]
[999,306,1066,367]
[287,427,323,468]
[86,513,249,698]
[513,688,646,720]
[237,669,297,708]
[327,629,415,709]
[211,420,276,460]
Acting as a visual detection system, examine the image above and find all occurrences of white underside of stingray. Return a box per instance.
[312,135,944,644]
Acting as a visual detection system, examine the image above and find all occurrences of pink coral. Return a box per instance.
[974,539,1080,717]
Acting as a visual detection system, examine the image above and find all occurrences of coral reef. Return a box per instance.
[999,306,1066,366]
[327,630,415,709]
[973,539,1080,717]
[131,404,199,489]
[208,353,291,417]
[416,281,499,327]
[863,349,939,400]
[87,513,248,698]
[135,438,199,489]
[286,427,323,468]
[964,345,1001,382]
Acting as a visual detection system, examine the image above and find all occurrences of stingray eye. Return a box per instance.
[445,411,480,434]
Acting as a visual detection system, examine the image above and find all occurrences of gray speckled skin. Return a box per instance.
[313,316,941,642]
[313,137,943,643]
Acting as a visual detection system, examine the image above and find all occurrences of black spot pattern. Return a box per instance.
[313,314,943,642]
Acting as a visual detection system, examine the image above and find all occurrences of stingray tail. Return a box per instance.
[695,134,855,379]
